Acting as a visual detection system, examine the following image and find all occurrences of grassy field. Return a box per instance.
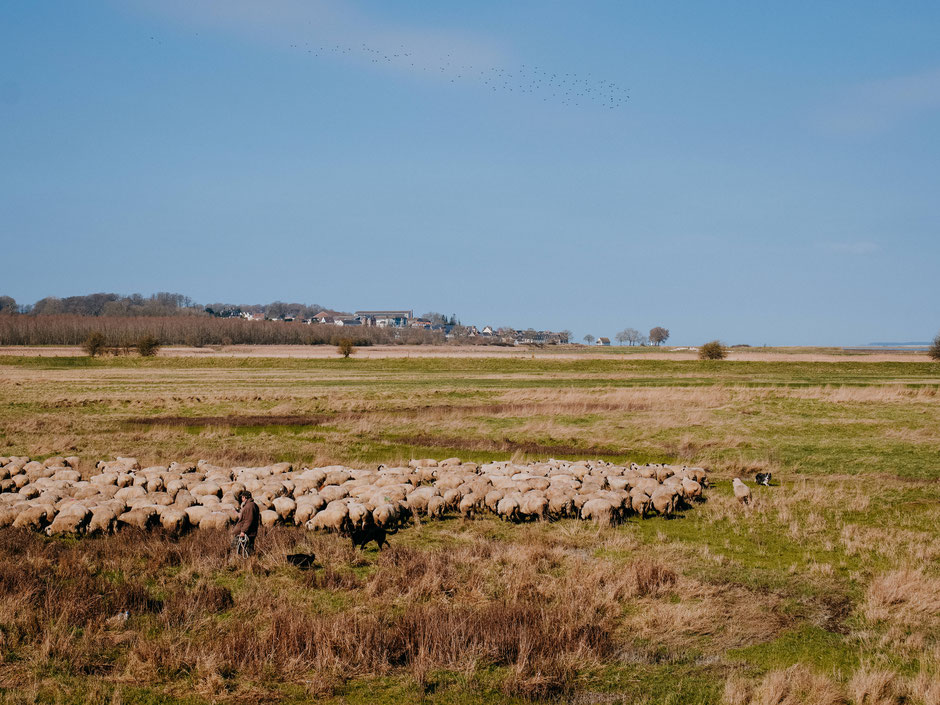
[0,355,938,704]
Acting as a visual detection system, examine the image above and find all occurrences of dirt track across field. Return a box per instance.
[0,344,930,362]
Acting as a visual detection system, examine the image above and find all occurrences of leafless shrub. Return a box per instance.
[700,340,727,360]
[81,331,107,356]
[136,334,161,357]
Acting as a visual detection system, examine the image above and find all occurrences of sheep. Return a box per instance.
[405,486,439,514]
[547,492,575,519]
[158,507,188,534]
[519,492,548,521]
[346,502,370,530]
[0,506,18,528]
[650,486,678,517]
[272,496,297,522]
[199,512,234,531]
[427,495,446,519]
[260,509,279,528]
[184,505,210,526]
[580,498,617,526]
[306,505,350,533]
[680,478,703,502]
[5,455,711,537]
[319,484,349,504]
[117,507,157,531]
[13,504,56,530]
[629,489,651,517]
[458,493,480,519]
[484,489,505,513]
[87,506,118,535]
[496,496,520,522]
[733,478,751,505]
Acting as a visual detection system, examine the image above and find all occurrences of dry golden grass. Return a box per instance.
[1,355,938,703]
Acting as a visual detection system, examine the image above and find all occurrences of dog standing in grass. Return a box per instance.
[232,490,260,556]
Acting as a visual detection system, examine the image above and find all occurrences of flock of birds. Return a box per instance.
[292,41,630,110]
[148,31,630,111]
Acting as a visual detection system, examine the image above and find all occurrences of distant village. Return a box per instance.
[212,307,572,346]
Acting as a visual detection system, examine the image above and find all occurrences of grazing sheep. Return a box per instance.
[629,489,651,517]
[306,504,350,533]
[158,507,188,534]
[496,496,521,522]
[580,498,617,526]
[484,489,505,513]
[117,507,157,531]
[46,505,91,535]
[458,493,480,519]
[372,502,401,530]
[87,506,119,535]
[650,486,678,517]
[519,493,549,521]
[272,496,297,522]
[427,495,446,519]
[733,478,751,505]
[3,455,711,538]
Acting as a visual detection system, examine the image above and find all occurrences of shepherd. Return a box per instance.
[232,490,260,557]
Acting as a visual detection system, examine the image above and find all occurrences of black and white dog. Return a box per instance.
[755,472,772,486]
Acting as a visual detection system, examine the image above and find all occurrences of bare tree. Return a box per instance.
[0,296,16,314]
[559,330,572,344]
[649,327,670,346]
[614,330,629,345]
[930,332,940,361]
[624,328,640,346]
[583,334,596,345]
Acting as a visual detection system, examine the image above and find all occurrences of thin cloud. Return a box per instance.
[815,66,940,136]
[816,241,880,255]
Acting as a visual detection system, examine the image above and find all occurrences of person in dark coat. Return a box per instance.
[231,490,260,556]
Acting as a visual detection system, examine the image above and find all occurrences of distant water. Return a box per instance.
[842,343,930,352]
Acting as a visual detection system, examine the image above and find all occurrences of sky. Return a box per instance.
[1,1,938,345]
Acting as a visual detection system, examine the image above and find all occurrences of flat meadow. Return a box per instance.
[0,352,938,704]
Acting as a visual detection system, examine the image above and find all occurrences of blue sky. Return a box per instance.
[1,1,938,344]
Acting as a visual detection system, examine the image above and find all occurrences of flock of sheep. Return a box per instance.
[0,455,710,538]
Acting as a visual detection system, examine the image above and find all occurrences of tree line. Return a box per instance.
[0,315,444,347]
[0,292,328,320]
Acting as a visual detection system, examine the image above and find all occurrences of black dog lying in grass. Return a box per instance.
[755,472,772,486]
[286,553,316,568]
